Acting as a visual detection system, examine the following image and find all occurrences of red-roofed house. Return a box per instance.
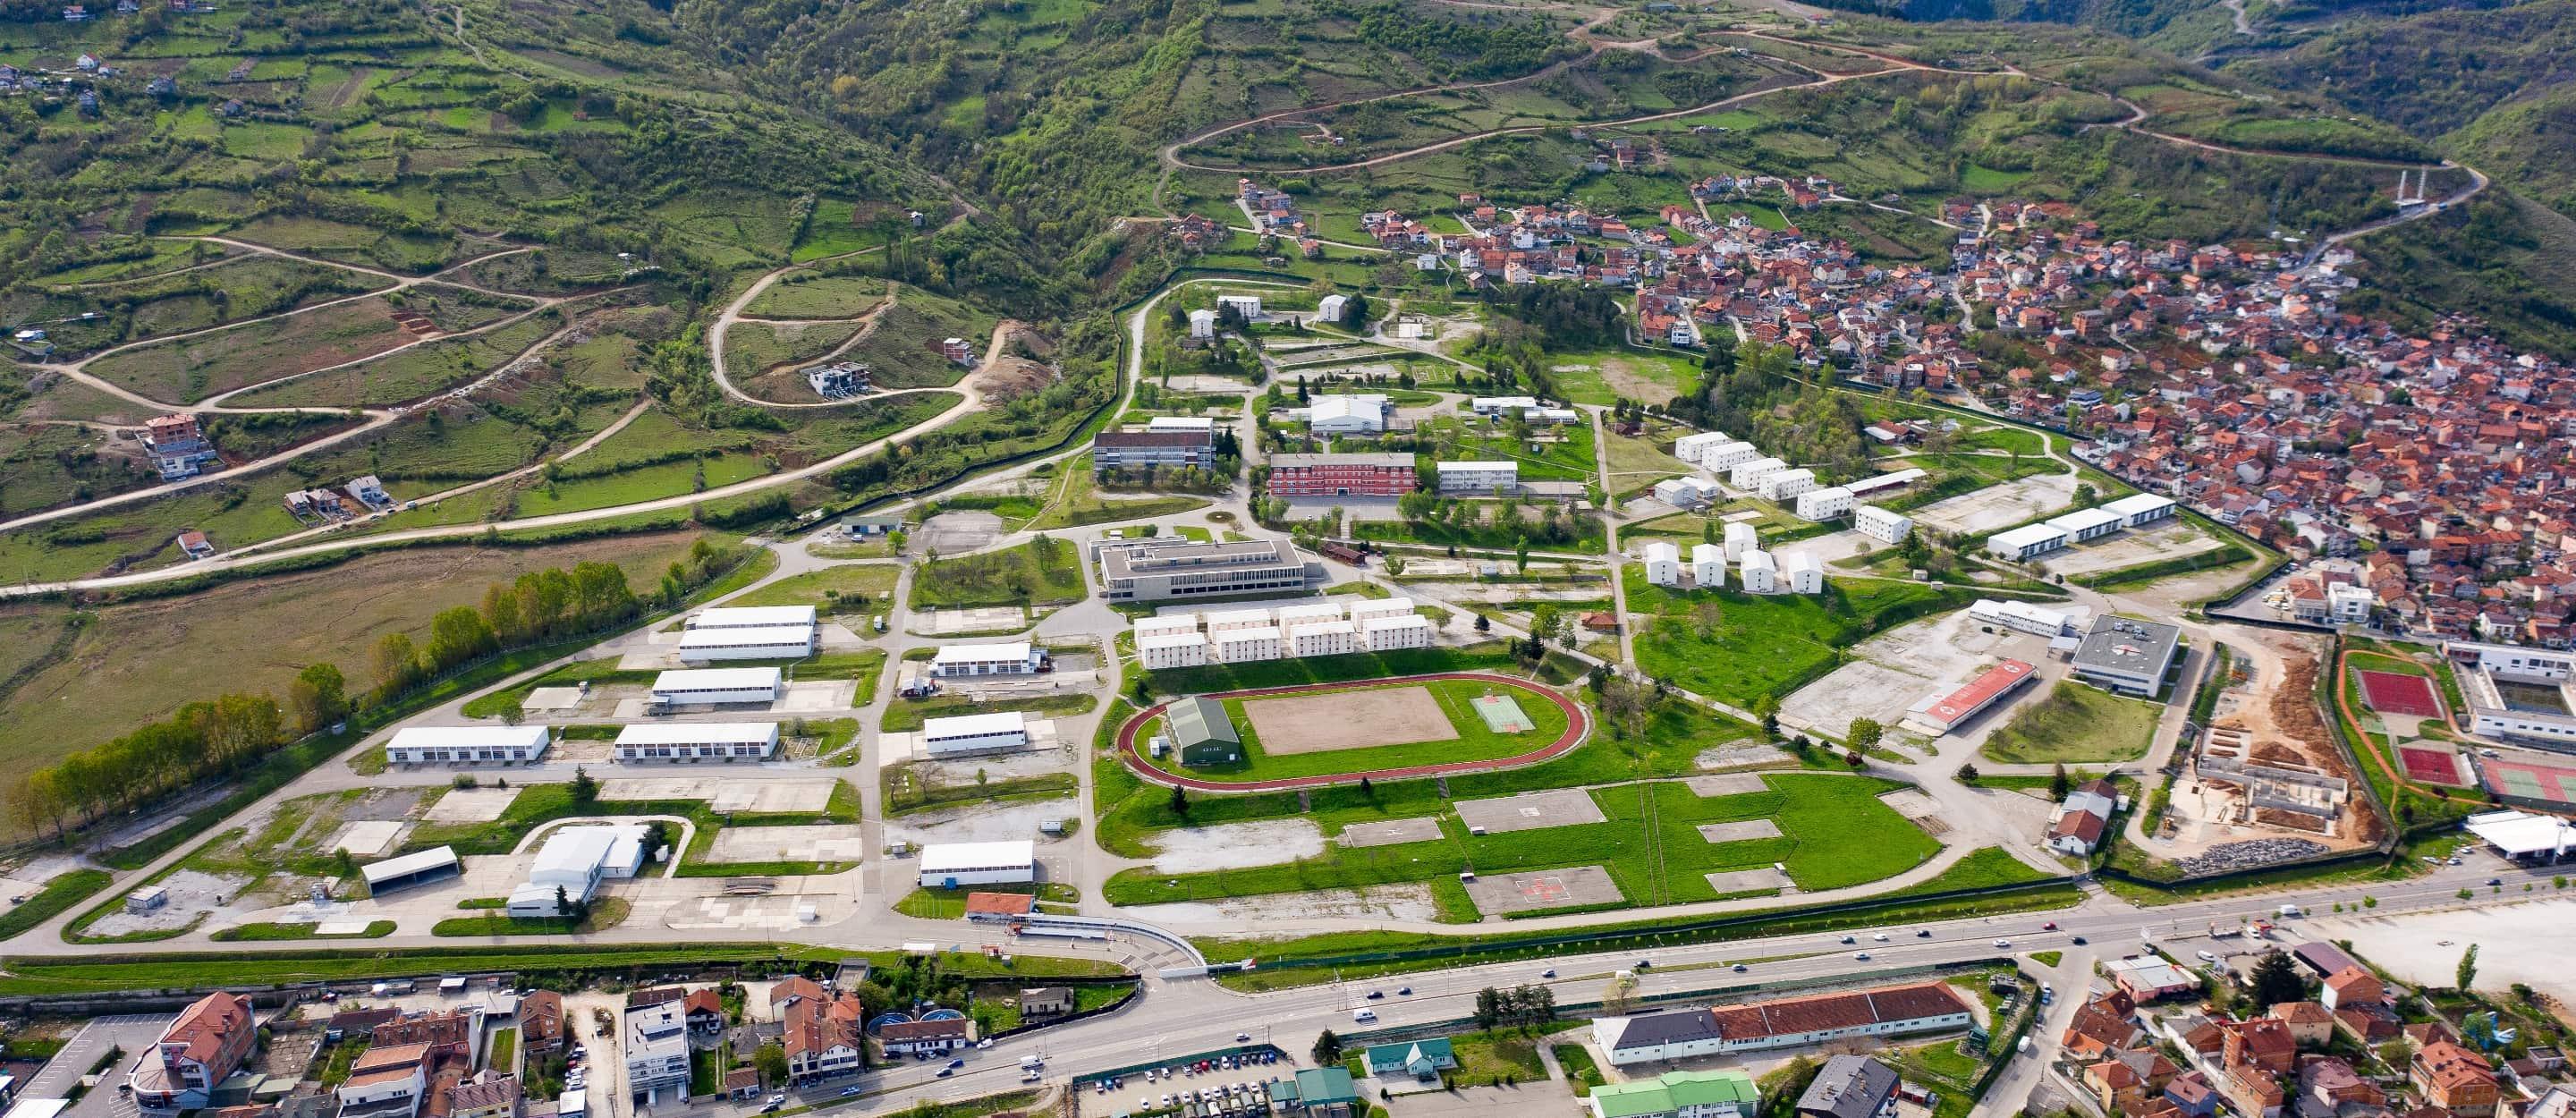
[2412,1041,2501,1116]
[131,992,258,1112]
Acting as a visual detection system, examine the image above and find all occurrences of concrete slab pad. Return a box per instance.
[919,511,1004,554]
[778,681,852,713]
[423,787,519,823]
[316,918,379,936]
[1339,817,1445,849]
[1461,865,1623,915]
[522,686,587,711]
[1453,788,1606,834]
[706,825,868,864]
[1880,789,1943,819]
[601,776,839,814]
[1695,819,1783,843]
[1686,774,1773,797]
[330,819,406,858]
[1704,867,1793,894]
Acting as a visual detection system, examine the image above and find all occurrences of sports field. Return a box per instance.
[1242,686,1452,754]
[1140,676,1573,784]
[2357,670,2443,718]
[2396,744,2470,787]
[2483,757,2576,806]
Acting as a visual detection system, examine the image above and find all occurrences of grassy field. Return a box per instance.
[1626,570,1974,711]
[85,295,520,403]
[0,941,1121,995]
[0,533,718,836]
[1103,772,1937,910]
[1026,456,1213,530]
[911,536,1087,609]
[724,564,901,619]
[1979,682,2163,765]
[744,275,888,318]
[0,868,114,942]
[1136,677,1568,783]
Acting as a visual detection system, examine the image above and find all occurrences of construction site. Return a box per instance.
[2148,635,2381,874]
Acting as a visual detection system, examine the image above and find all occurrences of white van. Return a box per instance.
[1352,1009,1377,1023]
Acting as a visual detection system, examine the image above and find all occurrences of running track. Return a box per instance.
[1116,672,1591,792]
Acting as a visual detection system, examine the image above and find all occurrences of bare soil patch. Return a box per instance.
[1243,685,1454,754]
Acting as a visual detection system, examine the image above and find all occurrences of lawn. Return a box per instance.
[1102,772,1937,910]
[1136,677,1569,783]
[488,1028,518,1072]
[893,882,1080,919]
[884,690,1096,733]
[726,564,901,618]
[0,869,114,942]
[1626,570,1974,710]
[911,536,1088,609]
[431,897,631,937]
[1026,457,1214,529]
[1979,682,2163,765]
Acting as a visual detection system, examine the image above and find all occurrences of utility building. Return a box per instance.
[1166,696,1242,767]
[385,725,550,767]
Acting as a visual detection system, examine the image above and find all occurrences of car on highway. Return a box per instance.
[1396,987,1411,995]
[1841,935,1857,944]
[2487,877,2504,886]
[2071,936,2087,944]
[1853,952,1871,961]
[2042,921,2057,931]
[1366,990,1385,999]
[2197,950,2219,962]
[1237,1032,1251,1042]
[945,1059,965,1070]
[840,1087,863,1097]
[1993,938,2011,948]
[936,1068,953,1079]
[1916,929,1931,937]
[1872,933,1888,942]
[1541,969,1555,978]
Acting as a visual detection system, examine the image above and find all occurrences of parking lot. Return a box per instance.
[1074,1049,1292,1118]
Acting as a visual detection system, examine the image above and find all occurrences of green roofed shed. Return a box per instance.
[1276,1067,1361,1116]
[1167,696,1241,767]
[1588,1069,1760,1118]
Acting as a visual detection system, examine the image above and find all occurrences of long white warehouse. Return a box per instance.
[678,623,817,663]
[614,722,781,763]
[385,725,551,767]
[929,641,1047,677]
[649,666,782,707]
[921,712,1030,756]
[685,605,818,630]
[917,840,1038,887]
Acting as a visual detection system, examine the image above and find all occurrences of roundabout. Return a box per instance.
[1114,672,1590,792]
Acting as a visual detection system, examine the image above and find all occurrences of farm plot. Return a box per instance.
[745,275,888,319]
[85,294,521,403]
[228,308,565,406]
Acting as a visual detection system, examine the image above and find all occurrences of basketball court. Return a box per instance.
[1243,685,1455,754]
[1460,865,1623,916]
[1470,693,1536,733]
[2483,756,2576,807]
[1453,788,1607,834]
[2397,744,2471,787]
[2358,670,2444,718]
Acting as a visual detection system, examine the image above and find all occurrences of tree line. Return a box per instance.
[5,546,741,843]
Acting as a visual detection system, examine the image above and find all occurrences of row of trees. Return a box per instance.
[368,559,645,702]
[7,691,292,840]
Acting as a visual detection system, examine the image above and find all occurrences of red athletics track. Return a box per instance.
[1116,672,1591,792]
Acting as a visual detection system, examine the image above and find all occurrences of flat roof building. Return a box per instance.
[1436,460,1520,494]
[2102,493,2176,526]
[2045,506,2125,543]
[1267,453,1418,497]
[2071,616,2182,697]
[918,840,1037,888]
[614,722,780,763]
[685,606,817,630]
[1594,983,1970,1065]
[1588,1070,1759,1118]
[509,825,648,917]
[361,847,461,895]
[2465,810,2576,863]
[1098,538,1325,603]
[1797,1056,1899,1118]
[649,667,781,707]
[920,712,1030,756]
[677,623,816,663]
[1908,659,2038,736]
[928,641,1046,677]
[385,725,550,767]
[1854,505,1911,545]
[1988,522,2070,562]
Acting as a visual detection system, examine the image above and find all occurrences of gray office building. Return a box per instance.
[2071,615,2182,697]
[1097,538,1326,603]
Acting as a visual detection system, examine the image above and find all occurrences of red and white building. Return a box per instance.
[131,992,258,1112]
[1267,453,1418,498]
[1903,659,2038,737]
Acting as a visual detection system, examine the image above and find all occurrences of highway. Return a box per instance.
[805,851,2541,1115]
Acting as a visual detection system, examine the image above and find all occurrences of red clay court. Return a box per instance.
[2483,756,2576,806]
[2357,670,2444,718]
[2397,745,2470,787]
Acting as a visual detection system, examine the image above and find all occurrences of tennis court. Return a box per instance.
[2357,670,2443,718]
[2483,757,2576,806]
[2396,744,2470,787]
